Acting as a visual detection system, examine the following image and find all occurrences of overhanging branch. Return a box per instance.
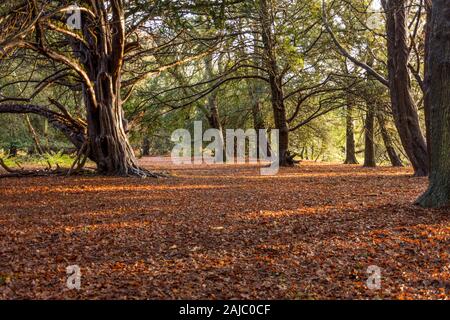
[322,0,389,87]
[0,103,87,149]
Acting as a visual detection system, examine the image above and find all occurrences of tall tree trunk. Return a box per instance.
[377,112,403,167]
[344,96,358,164]
[259,0,290,166]
[383,0,429,176]
[423,0,432,167]
[363,107,376,167]
[248,30,270,159]
[249,34,266,134]
[416,0,450,208]
[250,86,265,132]
[204,55,226,160]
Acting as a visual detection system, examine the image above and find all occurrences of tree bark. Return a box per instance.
[204,56,224,133]
[204,55,226,160]
[248,30,270,159]
[416,0,450,208]
[249,34,266,135]
[344,96,358,164]
[363,107,376,167]
[383,0,429,176]
[259,0,290,166]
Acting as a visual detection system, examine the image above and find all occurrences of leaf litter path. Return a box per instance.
[0,158,448,299]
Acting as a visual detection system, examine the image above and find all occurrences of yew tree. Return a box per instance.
[0,0,212,176]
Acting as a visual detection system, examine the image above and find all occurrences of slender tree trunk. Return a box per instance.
[363,107,376,167]
[142,137,150,157]
[377,112,403,167]
[416,0,450,208]
[206,97,222,132]
[43,118,49,151]
[204,55,226,160]
[25,115,44,155]
[259,0,290,166]
[383,0,429,176]
[204,56,222,131]
[250,88,265,132]
[249,36,266,134]
[248,80,272,158]
[344,96,358,164]
[248,31,270,159]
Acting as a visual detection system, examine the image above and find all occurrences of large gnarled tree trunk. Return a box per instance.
[416,0,450,208]
[77,1,143,176]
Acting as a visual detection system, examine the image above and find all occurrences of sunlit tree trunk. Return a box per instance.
[363,107,376,167]
[344,96,358,164]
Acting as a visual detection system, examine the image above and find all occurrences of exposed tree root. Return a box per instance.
[281,151,301,167]
[415,184,450,209]
[128,166,169,178]
[0,158,96,178]
[0,158,167,179]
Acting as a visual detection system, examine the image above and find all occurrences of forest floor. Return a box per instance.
[0,158,449,299]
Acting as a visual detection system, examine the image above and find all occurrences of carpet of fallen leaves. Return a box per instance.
[0,158,449,300]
